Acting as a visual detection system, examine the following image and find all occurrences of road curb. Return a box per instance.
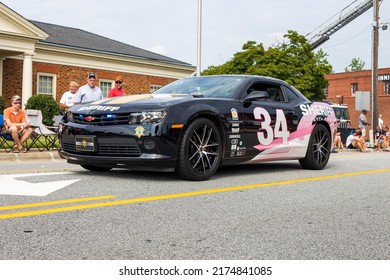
[0,150,62,161]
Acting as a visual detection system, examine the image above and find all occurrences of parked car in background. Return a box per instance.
[331,103,351,129]
[58,75,336,181]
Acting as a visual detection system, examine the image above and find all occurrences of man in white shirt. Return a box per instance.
[74,73,103,104]
[59,81,78,110]
[346,131,357,149]
[358,109,369,137]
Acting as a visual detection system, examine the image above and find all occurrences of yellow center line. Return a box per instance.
[1,168,390,220]
[0,196,116,211]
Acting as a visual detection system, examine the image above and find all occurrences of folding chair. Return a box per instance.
[0,114,14,152]
[26,110,59,151]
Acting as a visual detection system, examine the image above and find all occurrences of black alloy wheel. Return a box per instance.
[299,124,331,170]
[176,118,222,181]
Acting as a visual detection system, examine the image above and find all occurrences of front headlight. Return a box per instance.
[128,111,167,124]
[66,111,74,123]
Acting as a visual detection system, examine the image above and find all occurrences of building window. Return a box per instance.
[37,73,56,97]
[99,80,113,98]
[150,84,162,93]
[384,81,390,95]
[351,83,358,96]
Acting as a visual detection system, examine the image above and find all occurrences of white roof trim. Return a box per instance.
[0,3,48,41]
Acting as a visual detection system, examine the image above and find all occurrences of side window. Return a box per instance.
[351,83,358,97]
[283,86,300,102]
[267,86,283,101]
[150,84,163,93]
[384,81,390,95]
[247,83,284,101]
[37,73,56,98]
[99,80,113,98]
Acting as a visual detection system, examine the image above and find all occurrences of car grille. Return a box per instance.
[72,113,130,125]
[61,137,141,156]
[338,121,348,129]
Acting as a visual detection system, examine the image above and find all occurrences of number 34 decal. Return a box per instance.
[254,107,290,145]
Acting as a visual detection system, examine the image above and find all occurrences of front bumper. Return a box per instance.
[58,122,180,171]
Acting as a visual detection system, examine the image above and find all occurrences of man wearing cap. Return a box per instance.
[3,95,33,152]
[108,75,126,98]
[74,73,103,104]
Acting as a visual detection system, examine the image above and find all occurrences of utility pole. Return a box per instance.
[371,0,379,131]
[196,0,202,76]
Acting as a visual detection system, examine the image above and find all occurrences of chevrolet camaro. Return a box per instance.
[58,75,336,181]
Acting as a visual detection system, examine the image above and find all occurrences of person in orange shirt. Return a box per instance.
[108,75,126,98]
[3,95,33,153]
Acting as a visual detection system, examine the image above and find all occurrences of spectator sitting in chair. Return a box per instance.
[382,125,390,151]
[3,95,33,153]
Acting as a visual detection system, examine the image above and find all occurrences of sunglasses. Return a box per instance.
[115,81,122,84]
[13,102,21,105]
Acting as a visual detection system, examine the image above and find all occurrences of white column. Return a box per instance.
[22,53,34,108]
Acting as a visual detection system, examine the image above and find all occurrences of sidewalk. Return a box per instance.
[0,149,61,162]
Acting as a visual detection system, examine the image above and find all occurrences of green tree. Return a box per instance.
[0,96,5,114]
[202,30,333,100]
[344,57,366,72]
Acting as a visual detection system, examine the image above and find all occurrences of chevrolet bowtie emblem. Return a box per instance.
[85,116,94,122]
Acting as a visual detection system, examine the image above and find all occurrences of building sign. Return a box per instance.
[355,91,370,111]
[378,74,390,81]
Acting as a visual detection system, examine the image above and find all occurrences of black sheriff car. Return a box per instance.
[58,75,337,181]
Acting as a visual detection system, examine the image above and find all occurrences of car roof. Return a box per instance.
[202,74,288,83]
[331,103,348,108]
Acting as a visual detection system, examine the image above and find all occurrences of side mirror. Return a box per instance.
[244,90,269,102]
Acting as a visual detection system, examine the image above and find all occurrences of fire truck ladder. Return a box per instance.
[307,0,380,50]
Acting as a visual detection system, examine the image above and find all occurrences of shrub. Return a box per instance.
[0,96,5,114]
[25,95,60,126]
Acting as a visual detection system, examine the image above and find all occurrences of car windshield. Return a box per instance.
[152,76,244,98]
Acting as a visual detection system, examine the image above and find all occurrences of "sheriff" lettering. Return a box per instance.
[300,104,333,116]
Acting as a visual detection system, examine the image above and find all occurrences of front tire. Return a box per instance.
[176,118,222,181]
[299,124,331,170]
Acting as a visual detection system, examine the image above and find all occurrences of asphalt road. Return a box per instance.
[0,151,389,260]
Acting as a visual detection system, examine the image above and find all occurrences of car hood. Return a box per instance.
[71,94,195,114]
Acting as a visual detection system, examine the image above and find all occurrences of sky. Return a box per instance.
[2,0,389,73]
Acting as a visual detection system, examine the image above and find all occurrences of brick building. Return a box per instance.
[0,3,195,108]
[325,67,390,129]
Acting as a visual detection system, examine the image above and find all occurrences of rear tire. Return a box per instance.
[299,124,331,170]
[175,118,222,181]
[80,165,112,172]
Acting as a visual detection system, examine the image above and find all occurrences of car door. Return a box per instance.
[238,81,300,161]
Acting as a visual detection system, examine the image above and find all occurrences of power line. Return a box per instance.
[320,25,371,49]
